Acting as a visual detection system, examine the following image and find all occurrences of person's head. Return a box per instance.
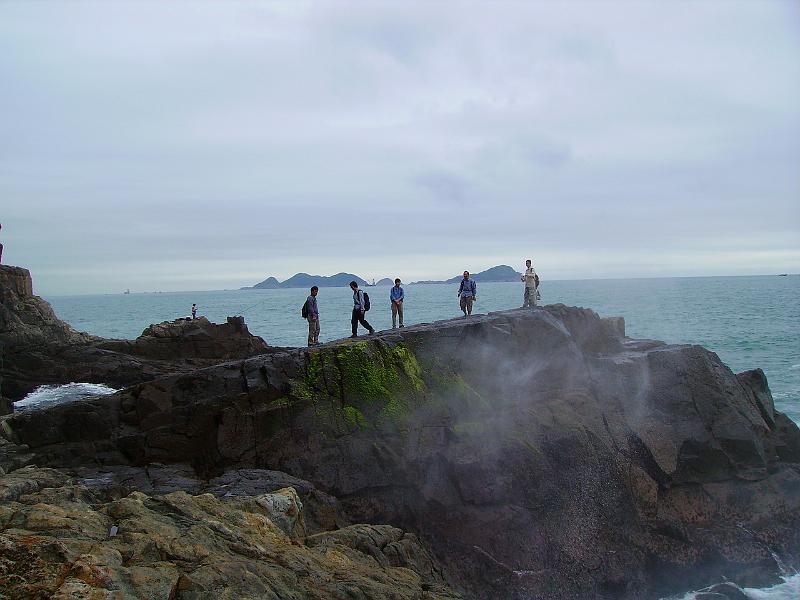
[310,286,318,296]
[463,271,470,279]
[394,278,401,286]
[192,303,196,307]
[526,259,531,267]
[349,281,359,290]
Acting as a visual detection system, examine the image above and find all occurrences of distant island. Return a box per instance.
[243,265,523,290]
[412,264,522,285]
[242,272,369,290]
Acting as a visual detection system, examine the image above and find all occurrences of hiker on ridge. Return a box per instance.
[350,281,374,337]
[521,259,540,308]
[458,271,477,316]
[304,286,320,346]
[390,278,405,329]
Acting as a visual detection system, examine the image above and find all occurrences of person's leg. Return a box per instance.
[358,313,374,333]
[531,288,538,307]
[466,297,473,315]
[398,302,404,327]
[391,303,398,328]
[307,318,315,346]
[523,287,530,308]
[351,309,359,336]
[313,318,320,344]
[460,296,467,315]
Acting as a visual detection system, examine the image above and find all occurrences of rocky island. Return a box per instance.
[1,264,798,600]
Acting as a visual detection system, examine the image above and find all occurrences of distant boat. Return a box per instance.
[124,289,130,294]
[778,274,788,277]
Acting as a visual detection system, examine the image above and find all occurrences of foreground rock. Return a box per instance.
[0,265,269,403]
[0,466,460,600]
[2,264,799,599]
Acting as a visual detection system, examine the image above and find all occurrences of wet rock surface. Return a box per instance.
[1,264,799,599]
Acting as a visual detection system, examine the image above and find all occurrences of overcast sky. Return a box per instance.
[1,1,798,295]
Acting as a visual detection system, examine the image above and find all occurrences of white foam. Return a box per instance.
[14,382,117,412]
[662,575,800,600]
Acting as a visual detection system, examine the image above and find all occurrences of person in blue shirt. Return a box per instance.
[305,286,320,346]
[349,281,374,337]
[390,278,405,329]
[458,271,477,316]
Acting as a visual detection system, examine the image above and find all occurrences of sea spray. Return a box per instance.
[14,382,117,412]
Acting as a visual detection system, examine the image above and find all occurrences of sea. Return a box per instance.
[16,274,800,599]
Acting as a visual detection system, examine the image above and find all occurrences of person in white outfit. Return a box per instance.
[521,259,539,308]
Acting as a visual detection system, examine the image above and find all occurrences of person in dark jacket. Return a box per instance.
[350,281,374,337]
[458,271,477,316]
[305,286,320,346]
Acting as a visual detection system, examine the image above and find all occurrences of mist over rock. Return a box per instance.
[1,283,798,599]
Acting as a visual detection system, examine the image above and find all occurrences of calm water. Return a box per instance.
[46,275,800,422]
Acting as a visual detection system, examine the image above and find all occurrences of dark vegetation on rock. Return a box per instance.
[1,263,799,599]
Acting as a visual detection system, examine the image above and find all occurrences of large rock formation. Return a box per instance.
[0,265,269,404]
[2,298,799,599]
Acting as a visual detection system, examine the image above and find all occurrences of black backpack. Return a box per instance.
[301,299,309,318]
[363,291,371,311]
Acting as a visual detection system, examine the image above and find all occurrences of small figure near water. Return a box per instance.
[303,286,320,346]
[521,259,540,308]
[0,223,4,264]
[350,281,374,338]
[458,271,477,316]
[191,303,197,319]
[390,278,405,329]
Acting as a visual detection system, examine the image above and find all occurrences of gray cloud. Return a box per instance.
[1,0,798,294]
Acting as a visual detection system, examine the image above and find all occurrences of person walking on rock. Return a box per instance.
[458,271,477,316]
[305,286,320,346]
[390,278,405,329]
[350,281,374,337]
[0,223,4,264]
[521,259,540,308]
[191,303,197,319]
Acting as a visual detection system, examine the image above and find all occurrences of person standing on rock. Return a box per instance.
[191,303,197,319]
[305,286,320,346]
[521,259,539,308]
[0,223,3,264]
[390,278,405,329]
[458,271,477,316]
[350,281,374,337]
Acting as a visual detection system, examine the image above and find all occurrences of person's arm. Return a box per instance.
[399,287,404,302]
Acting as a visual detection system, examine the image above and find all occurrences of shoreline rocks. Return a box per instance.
[0,265,269,404]
[1,263,799,599]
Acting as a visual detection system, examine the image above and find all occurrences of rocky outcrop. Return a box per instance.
[2,304,799,599]
[98,316,268,361]
[0,466,461,600]
[0,265,269,403]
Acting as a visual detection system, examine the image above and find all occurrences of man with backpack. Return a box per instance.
[521,259,540,308]
[458,271,477,316]
[302,286,320,346]
[349,281,374,337]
